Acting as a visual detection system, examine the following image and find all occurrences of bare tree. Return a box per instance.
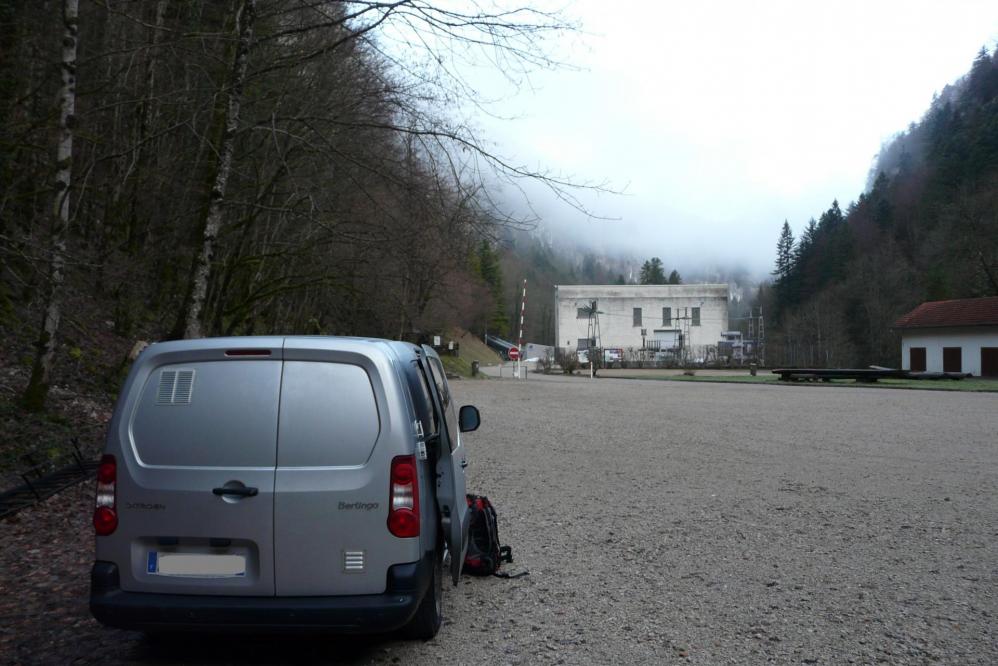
[22,0,79,411]
[3,0,600,420]
[179,0,257,339]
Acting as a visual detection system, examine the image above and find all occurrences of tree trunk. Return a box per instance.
[127,0,168,253]
[182,0,255,339]
[22,0,78,412]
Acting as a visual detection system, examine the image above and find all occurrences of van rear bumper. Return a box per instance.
[89,556,432,633]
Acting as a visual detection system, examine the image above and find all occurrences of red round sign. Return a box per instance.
[508,347,520,361]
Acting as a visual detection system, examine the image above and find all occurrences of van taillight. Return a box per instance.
[388,455,419,538]
[93,454,118,536]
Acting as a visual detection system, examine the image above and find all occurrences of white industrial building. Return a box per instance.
[555,284,729,360]
[894,297,998,376]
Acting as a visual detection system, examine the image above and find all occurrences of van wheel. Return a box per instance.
[402,551,443,640]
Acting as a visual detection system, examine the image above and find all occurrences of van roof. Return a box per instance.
[139,335,421,350]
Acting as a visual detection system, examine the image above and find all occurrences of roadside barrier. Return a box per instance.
[0,438,98,520]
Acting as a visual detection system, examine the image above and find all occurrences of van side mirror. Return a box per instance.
[458,405,480,432]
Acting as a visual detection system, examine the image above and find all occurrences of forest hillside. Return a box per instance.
[763,47,998,367]
[0,1,566,472]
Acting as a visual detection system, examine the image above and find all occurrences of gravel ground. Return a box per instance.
[2,375,996,664]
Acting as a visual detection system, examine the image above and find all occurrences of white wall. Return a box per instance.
[555,284,728,355]
[524,342,554,361]
[900,327,998,376]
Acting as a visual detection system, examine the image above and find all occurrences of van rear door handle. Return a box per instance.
[213,486,258,497]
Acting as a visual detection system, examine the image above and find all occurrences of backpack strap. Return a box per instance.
[493,570,529,579]
[493,545,522,577]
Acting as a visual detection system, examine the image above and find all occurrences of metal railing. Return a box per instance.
[0,438,98,520]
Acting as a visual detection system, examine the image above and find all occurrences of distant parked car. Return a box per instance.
[90,337,481,639]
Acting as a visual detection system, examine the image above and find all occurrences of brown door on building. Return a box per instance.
[982,348,998,377]
[943,347,962,373]
[909,347,926,372]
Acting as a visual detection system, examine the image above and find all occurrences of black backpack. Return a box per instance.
[462,494,524,578]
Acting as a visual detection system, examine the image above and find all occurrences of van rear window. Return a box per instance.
[277,361,380,467]
[130,361,282,467]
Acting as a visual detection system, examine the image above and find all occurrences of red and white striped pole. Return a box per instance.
[517,279,526,379]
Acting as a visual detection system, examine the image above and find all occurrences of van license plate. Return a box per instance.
[148,552,246,577]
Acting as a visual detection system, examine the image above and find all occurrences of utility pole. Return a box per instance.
[681,308,691,365]
[667,307,692,365]
[586,299,602,379]
[743,306,765,364]
[668,301,702,366]
[757,306,765,365]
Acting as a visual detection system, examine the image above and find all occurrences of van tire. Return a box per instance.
[401,551,443,640]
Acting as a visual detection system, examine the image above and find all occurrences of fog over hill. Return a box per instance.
[469,2,998,277]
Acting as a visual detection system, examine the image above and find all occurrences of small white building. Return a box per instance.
[555,284,729,359]
[894,296,998,376]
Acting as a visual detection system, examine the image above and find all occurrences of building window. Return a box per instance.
[577,337,591,350]
[662,307,671,326]
[576,307,589,319]
[692,307,701,326]
[943,347,962,373]
[633,308,642,327]
[983,348,998,377]
[910,347,926,372]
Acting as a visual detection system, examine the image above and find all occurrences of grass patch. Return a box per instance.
[449,331,501,363]
[614,373,998,392]
[438,329,501,378]
[440,354,487,379]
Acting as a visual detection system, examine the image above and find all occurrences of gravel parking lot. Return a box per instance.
[2,375,996,664]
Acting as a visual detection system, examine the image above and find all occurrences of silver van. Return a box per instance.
[89,337,479,639]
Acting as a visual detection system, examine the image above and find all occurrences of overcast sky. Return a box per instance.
[454,0,998,277]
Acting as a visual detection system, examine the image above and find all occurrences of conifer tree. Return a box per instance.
[773,220,795,283]
[798,218,818,257]
[639,257,666,284]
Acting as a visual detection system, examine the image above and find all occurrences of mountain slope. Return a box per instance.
[763,47,998,367]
